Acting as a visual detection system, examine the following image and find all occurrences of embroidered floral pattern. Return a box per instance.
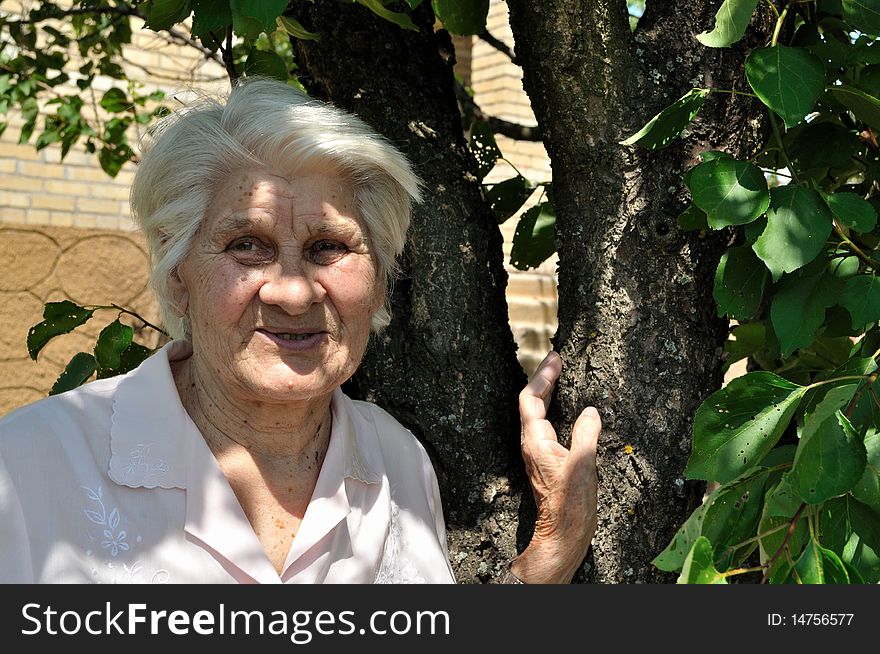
[375,501,426,584]
[122,443,169,484]
[83,486,129,558]
[82,486,170,583]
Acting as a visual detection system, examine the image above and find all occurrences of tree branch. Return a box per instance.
[477,29,518,65]
[454,80,541,141]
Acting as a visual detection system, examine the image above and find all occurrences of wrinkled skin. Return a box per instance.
[513,352,601,584]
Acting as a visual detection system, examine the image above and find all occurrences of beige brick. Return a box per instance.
[95,214,123,230]
[0,174,28,191]
[25,209,50,224]
[506,273,544,298]
[72,214,98,229]
[0,160,16,174]
[48,211,74,227]
[88,183,130,201]
[31,195,74,211]
[0,207,26,223]
[18,161,65,179]
[0,143,40,162]
[0,191,29,208]
[77,197,119,214]
[44,180,85,196]
[66,166,117,183]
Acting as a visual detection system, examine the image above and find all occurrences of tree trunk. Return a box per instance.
[506,0,773,582]
[286,1,528,583]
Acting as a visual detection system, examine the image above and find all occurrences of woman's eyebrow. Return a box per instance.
[212,213,271,234]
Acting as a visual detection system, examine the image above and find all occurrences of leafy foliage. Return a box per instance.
[622,0,880,583]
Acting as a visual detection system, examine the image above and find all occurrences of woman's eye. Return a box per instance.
[227,238,273,262]
[308,240,348,265]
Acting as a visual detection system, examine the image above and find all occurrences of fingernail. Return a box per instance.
[584,406,599,418]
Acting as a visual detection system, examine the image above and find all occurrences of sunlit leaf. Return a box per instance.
[687,158,769,228]
[677,537,728,583]
[696,0,759,48]
[753,185,833,282]
[686,372,806,483]
[746,45,826,128]
[510,202,556,271]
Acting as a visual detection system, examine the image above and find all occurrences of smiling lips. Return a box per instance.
[256,328,327,350]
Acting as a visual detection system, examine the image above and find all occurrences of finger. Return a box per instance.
[519,351,562,421]
[570,406,601,463]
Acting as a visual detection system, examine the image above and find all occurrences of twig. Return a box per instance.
[760,502,805,584]
[454,80,542,141]
[477,30,517,65]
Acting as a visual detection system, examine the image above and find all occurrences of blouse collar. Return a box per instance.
[108,339,382,490]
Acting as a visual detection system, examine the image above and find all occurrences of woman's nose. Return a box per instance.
[257,257,326,313]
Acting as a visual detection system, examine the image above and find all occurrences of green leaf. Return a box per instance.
[191,0,233,38]
[696,0,759,47]
[469,121,502,180]
[745,45,826,128]
[819,495,880,583]
[840,275,880,330]
[654,499,711,572]
[830,85,880,131]
[432,0,489,35]
[765,472,803,518]
[145,0,191,32]
[27,301,95,361]
[357,0,418,31]
[99,88,129,113]
[714,244,769,320]
[753,185,833,282]
[770,264,840,358]
[49,352,97,396]
[791,402,867,504]
[759,511,809,583]
[843,0,880,35]
[486,176,536,223]
[686,372,807,483]
[244,48,288,81]
[791,540,851,583]
[677,203,709,231]
[687,158,769,229]
[703,470,770,569]
[619,89,709,149]
[853,428,880,509]
[94,320,134,371]
[230,0,287,33]
[510,202,556,271]
[276,16,320,41]
[823,191,878,233]
[677,537,728,584]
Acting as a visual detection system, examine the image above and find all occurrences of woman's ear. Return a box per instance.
[167,264,190,317]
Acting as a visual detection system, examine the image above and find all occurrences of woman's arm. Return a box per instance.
[506,351,601,584]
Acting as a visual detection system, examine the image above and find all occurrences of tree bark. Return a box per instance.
[507,0,773,582]
[286,1,528,583]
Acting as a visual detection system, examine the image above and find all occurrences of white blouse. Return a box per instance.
[0,341,455,584]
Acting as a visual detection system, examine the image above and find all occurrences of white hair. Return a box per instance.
[130,77,422,340]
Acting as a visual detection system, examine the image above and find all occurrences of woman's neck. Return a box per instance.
[172,356,332,462]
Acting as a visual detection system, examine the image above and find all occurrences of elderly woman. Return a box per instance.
[0,78,599,584]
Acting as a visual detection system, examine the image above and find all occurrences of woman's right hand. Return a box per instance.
[510,351,601,584]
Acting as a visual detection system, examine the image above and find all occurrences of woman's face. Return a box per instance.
[172,167,384,405]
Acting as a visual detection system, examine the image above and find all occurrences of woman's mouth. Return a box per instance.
[256,329,328,351]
